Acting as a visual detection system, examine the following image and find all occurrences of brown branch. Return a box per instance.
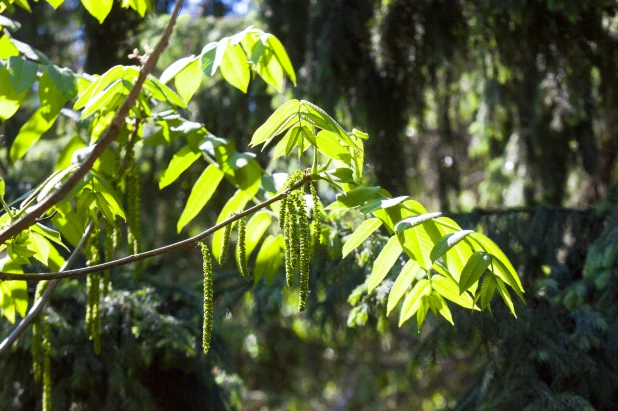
[0,175,311,282]
[0,0,184,246]
[0,223,94,355]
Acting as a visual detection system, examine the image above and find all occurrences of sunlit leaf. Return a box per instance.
[459,252,492,294]
[177,165,225,232]
[342,218,382,258]
[431,274,479,310]
[387,259,421,316]
[158,145,201,189]
[399,279,430,326]
[367,235,403,293]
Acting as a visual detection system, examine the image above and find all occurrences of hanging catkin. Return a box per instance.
[103,224,115,297]
[297,188,310,312]
[237,216,250,279]
[310,181,321,251]
[85,234,101,354]
[32,280,47,382]
[290,191,301,272]
[200,242,213,354]
[127,160,142,279]
[284,194,297,287]
[218,214,233,265]
[42,316,51,411]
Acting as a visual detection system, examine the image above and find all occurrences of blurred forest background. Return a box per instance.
[1,0,618,409]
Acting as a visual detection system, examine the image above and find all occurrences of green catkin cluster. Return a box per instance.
[42,316,51,411]
[85,235,101,354]
[237,216,250,280]
[281,171,305,287]
[200,242,213,354]
[310,181,322,251]
[127,160,142,279]
[297,189,310,312]
[218,213,233,265]
[32,280,48,382]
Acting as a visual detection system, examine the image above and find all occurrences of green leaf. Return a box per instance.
[144,74,187,108]
[219,43,251,93]
[330,186,381,209]
[31,223,69,251]
[160,56,194,84]
[430,291,454,325]
[177,165,225,232]
[30,231,51,265]
[459,252,492,294]
[299,100,355,148]
[91,171,126,220]
[429,230,474,263]
[431,274,479,310]
[95,192,116,225]
[367,235,403,293]
[46,0,66,9]
[250,99,300,147]
[495,276,517,317]
[398,279,431,326]
[342,217,382,258]
[434,217,473,283]
[0,65,28,121]
[212,190,252,262]
[236,211,272,269]
[52,210,82,247]
[10,70,67,162]
[253,41,283,91]
[265,34,296,86]
[80,78,128,119]
[387,259,421,316]
[397,222,442,270]
[470,232,524,298]
[7,57,38,93]
[254,234,283,285]
[46,64,77,100]
[394,212,442,233]
[0,35,19,59]
[200,42,217,74]
[174,57,202,102]
[480,275,497,311]
[158,146,201,189]
[416,296,430,331]
[359,196,408,215]
[81,0,113,23]
[74,65,123,110]
[315,130,352,165]
[211,37,229,76]
[0,177,4,196]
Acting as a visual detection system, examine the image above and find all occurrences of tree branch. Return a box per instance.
[0,175,311,282]
[0,0,184,246]
[0,223,94,355]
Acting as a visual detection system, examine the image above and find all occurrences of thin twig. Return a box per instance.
[0,223,94,355]
[0,175,311,282]
[0,0,184,246]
